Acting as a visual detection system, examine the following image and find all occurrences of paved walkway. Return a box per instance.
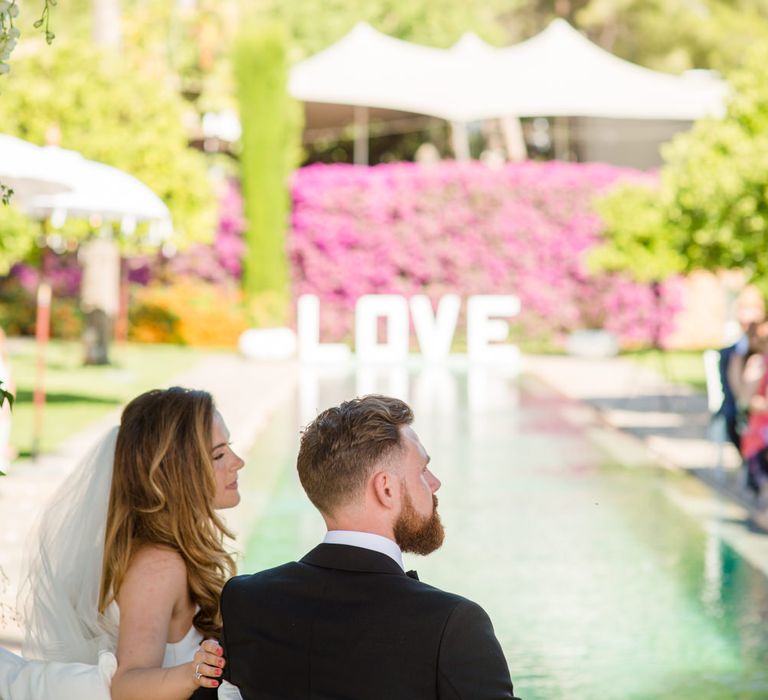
[524,353,768,569]
[523,353,754,476]
[0,352,298,651]
[524,354,732,469]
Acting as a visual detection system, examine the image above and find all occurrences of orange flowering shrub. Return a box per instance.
[129,281,249,347]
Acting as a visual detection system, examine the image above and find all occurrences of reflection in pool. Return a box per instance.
[237,367,768,700]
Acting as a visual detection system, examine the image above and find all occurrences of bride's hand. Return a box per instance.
[191,638,226,689]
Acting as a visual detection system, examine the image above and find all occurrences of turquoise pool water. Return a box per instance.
[238,369,768,699]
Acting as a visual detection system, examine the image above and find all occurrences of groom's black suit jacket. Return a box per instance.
[218,543,520,699]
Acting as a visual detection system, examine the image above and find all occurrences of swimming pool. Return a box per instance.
[238,368,768,699]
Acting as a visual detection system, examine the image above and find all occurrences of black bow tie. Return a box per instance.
[405,569,419,580]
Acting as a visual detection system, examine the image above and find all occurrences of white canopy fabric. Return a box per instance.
[490,19,727,120]
[289,23,451,118]
[289,20,728,123]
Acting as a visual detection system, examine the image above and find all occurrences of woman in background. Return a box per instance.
[736,324,768,496]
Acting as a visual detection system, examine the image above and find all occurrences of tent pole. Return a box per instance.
[353,106,369,165]
[500,116,527,162]
[554,116,572,161]
[450,121,470,161]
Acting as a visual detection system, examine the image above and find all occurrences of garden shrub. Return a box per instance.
[128,280,249,346]
[0,278,83,339]
[289,161,681,349]
[165,180,246,284]
[2,255,84,339]
[0,204,38,276]
[0,41,215,246]
[593,46,768,296]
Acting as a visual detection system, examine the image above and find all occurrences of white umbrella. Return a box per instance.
[0,134,75,200]
[23,147,172,239]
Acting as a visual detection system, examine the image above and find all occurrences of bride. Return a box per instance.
[0,386,245,699]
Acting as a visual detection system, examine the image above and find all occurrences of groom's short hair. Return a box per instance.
[298,395,413,514]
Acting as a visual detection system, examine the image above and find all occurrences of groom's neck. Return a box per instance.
[322,511,395,543]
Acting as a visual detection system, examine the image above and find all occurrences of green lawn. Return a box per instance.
[623,349,707,393]
[7,339,204,457]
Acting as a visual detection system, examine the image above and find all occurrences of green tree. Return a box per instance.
[250,0,768,86]
[660,43,768,289]
[234,24,302,320]
[0,40,216,362]
[0,40,215,245]
[590,182,684,283]
[592,44,768,293]
[577,0,768,74]
[0,204,38,274]
[252,0,522,58]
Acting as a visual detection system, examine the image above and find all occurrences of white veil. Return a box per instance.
[19,427,120,663]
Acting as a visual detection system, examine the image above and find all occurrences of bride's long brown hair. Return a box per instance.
[99,387,236,638]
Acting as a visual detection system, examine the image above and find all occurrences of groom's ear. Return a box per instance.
[371,470,399,510]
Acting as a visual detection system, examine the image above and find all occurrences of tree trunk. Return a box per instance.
[555,0,572,18]
[79,236,120,365]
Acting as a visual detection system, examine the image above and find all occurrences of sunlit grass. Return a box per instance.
[7,339,204,457]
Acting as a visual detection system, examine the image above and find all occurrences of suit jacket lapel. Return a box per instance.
[301,543,407,576]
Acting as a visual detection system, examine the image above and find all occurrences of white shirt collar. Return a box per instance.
[323,530,405,571]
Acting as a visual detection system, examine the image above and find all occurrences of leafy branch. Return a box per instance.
[0,0,57,75]
[32,0,56,45]
[0,380,13,411]
[0,380,13,476]
[0,0,19,76]
[1,1,57,205]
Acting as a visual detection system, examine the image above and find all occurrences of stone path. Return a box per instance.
[523,353,768,575]
[0,352,298,651]
[523,354,731,470]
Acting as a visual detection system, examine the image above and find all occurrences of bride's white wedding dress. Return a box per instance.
[0,428,203,700]
[0,617,202,699]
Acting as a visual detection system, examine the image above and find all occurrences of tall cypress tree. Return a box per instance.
[234,24,301,322]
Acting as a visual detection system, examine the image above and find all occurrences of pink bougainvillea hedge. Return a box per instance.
[288,161,681,348]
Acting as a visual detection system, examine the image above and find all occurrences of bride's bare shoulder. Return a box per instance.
[124,544,187,585]
[116,545,189,617]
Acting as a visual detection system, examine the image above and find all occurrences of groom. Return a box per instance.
[216,395,520,699]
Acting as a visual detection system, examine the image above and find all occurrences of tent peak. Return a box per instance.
[538,17,592,45]
[548,17,575,29]
[349,21,379,37]
[452,32,496,53]
[290,16,727,123]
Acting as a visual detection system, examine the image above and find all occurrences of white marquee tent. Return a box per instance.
[289,23,449,119]
[489,19,727,121]
[288,20,728,161]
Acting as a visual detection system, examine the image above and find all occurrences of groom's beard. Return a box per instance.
[393,490,444,556]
